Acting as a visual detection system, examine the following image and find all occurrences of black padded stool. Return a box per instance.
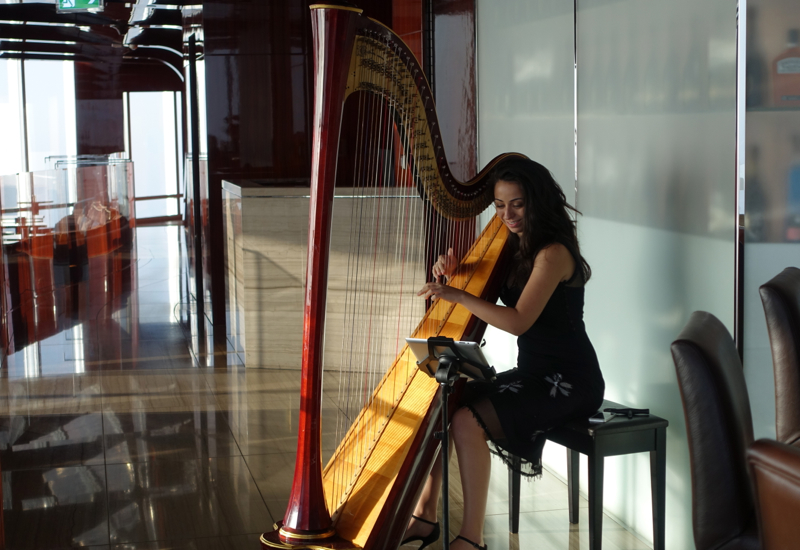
[507,399,668,550]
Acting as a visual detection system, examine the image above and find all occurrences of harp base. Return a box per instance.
[260,523,359,550]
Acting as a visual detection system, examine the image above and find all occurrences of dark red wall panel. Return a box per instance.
[393,0,423,64]
[76,98,124,156]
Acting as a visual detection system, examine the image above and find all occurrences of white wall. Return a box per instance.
[478,1,738,548]
[476,1,575,205]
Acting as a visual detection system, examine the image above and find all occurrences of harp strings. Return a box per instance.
[326,30,488,511]
[327,33,407,507]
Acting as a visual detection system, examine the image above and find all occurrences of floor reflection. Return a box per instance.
[0,226,649,549]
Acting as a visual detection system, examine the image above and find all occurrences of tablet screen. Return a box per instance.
[405,337,495,381]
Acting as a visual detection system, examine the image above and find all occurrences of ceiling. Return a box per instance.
[0,0,192,92]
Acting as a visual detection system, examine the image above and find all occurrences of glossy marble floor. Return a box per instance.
[0,225,651,549]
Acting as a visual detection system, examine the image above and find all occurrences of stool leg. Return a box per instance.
[588,454,604,550]
[650,427,667,550]
[508,455,521,533]
[567,448,579,524]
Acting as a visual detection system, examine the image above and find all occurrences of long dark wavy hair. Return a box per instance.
[488,157,591,287]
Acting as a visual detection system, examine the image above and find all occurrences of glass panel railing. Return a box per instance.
[0,158,134,368]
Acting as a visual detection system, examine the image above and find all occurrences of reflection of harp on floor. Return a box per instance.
[260,5,525,549]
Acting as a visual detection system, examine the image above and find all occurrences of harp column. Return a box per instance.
[262,5,360,549]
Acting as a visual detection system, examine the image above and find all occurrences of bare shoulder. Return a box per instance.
[534,243,575,281]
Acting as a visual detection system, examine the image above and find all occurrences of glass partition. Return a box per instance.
[0,158,134,372]
[127,91,182,220]
[0,58,24,176]
[743,0,800,440]
[23,60,77,173]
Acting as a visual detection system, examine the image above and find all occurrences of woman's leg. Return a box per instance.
[450,406,492,548]
[405,438,453,540]
[413,446,444,521]
[406,395,502,547]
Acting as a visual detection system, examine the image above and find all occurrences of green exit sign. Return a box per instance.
[57,0,104,13]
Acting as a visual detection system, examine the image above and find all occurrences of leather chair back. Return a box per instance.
[759,267,800,446]
[671,311,758,550]
[747,439,800,550]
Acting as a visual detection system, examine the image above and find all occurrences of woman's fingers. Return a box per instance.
[433,256,446,273]
[417,282,440,300]
[418,282,461,304]
[434,248,456,279]
[431,248,459,281]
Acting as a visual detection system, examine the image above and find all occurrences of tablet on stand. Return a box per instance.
[406,337,496,382]
[405,336,496,550]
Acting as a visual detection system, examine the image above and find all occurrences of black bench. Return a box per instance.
[507,399,668,550]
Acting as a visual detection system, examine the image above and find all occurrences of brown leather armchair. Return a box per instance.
[671,311,760,550]
[747,439,800,550]
[759,267,800,446]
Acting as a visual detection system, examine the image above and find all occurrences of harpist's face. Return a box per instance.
[493,180,525,235]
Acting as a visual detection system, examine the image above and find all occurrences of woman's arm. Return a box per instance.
[417,243,575,336]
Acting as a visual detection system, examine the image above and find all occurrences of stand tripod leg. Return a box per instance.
[441,382,450,550]
[431,350,467,550]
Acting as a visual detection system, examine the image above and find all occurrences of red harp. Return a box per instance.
[261,5,525,549]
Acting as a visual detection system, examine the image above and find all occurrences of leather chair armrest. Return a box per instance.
[747,438,800,550]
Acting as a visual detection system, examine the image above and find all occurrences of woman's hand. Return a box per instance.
[432,247,458,282]
[417,281,465,303]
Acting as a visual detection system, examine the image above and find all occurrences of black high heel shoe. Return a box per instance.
[401,515,440,549]
[452,535,487,550]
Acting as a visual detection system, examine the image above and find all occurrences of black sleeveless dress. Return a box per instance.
[462,271,605,477]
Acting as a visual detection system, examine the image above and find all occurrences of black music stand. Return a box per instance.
[414,336,495,550]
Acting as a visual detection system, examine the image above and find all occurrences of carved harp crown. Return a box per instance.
[261,5,525,550]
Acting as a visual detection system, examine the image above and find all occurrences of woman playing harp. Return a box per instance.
[407,158,605,550]
[261,5,601,550]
